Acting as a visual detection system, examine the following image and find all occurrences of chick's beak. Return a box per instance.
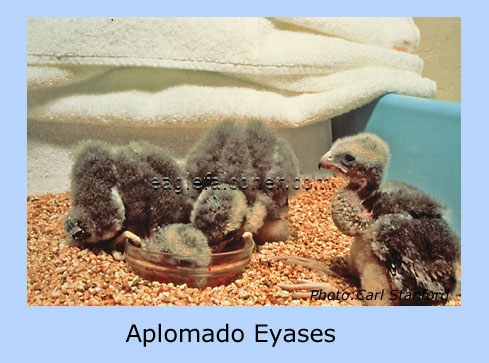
[318,151,348,174]
[318,151,333,170]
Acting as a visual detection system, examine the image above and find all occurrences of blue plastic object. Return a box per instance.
[331,93,461,234]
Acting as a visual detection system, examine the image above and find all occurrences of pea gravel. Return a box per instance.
[27,177,461,306]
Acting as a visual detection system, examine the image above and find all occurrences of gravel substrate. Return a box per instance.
[27,177,461,306]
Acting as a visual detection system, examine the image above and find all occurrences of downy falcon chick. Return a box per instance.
[279,133,460,305]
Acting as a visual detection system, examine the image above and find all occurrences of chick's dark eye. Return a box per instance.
[342,153,356,166]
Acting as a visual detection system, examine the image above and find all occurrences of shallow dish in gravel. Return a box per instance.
[124,232,255,288]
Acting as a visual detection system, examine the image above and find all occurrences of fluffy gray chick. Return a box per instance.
[64,140,125,247]
[190,184,248,252]
[280,133,460,305]
[115,141,192,238]
[185,119,299,243]
[65,140,191,260]
[142,223,212,268]
[322,133,460,305]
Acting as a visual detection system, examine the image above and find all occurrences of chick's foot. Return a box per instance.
[274,255,361,305]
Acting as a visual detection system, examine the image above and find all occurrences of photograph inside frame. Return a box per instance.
[26,17,461,306]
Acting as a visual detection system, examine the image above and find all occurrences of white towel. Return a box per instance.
[27,17,435,126]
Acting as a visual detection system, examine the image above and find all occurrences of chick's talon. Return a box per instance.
[111,250,125,261]
[107,230,142,261]
[274,255,332,276]
[278,279,336,292]
[121,230,142,247]
[275,256,340,300]
[278,280,362,305]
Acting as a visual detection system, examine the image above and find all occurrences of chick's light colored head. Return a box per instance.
[149,224,212,268]
[190,185,248,251]
[318,133,390,191]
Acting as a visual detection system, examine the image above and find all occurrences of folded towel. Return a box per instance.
[273,17,421,52]
[27,17,435,126]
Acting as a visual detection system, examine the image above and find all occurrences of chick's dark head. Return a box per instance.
[318,133,390,195]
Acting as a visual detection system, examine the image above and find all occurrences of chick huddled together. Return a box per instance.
[280,133,460,305]
[64,139,192,261]
[64,120,299,266]
[185,119,299,243]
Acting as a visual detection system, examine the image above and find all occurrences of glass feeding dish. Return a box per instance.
[124,232,255,288]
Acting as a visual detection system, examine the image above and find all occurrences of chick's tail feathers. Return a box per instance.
[368,213,460,297]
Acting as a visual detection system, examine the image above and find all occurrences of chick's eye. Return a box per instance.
[342,153,356,166]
